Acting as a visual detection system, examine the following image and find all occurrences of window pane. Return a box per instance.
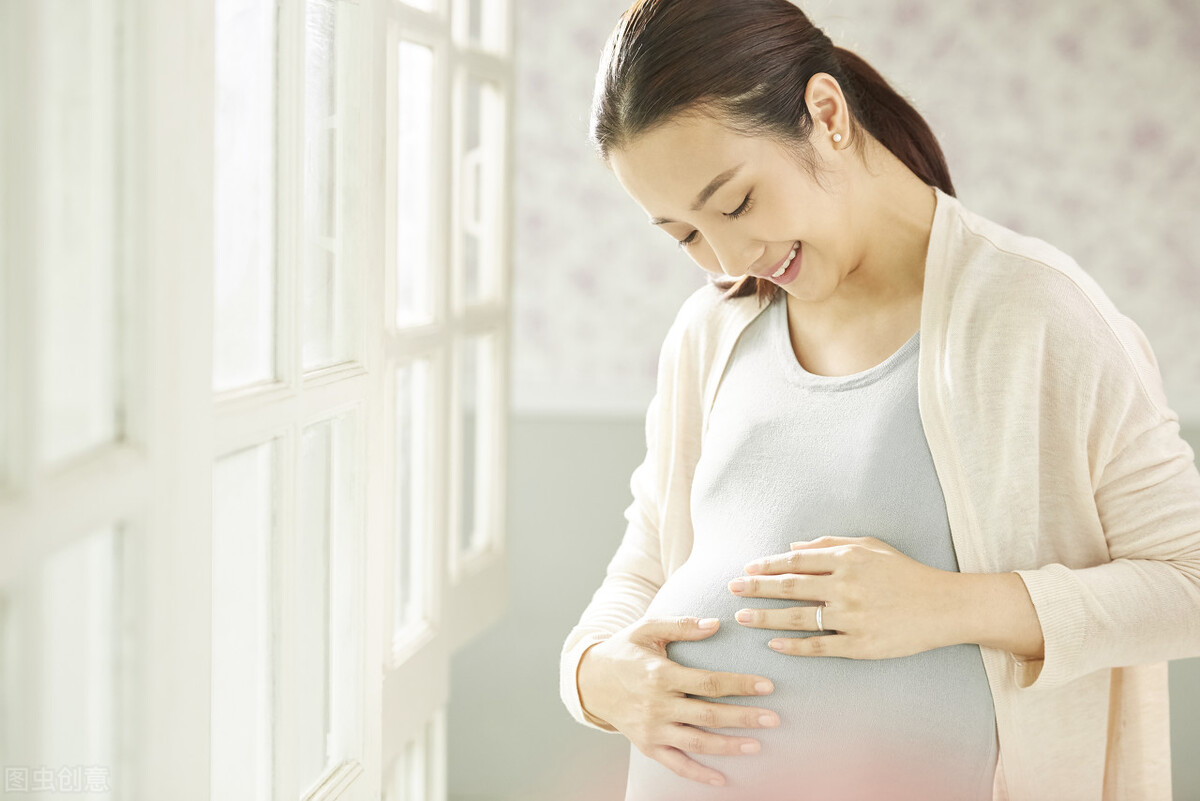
[297,411,358,786]
[382,708,444,801]
[297,420,332,786]
[381,739,425,801]
[457,335,495,554]
[459,0,505,52]
[396,41,435,328]
[395,360,430,642]
[0,524,121,795]
[425,706,447,801]
[302,0,347,370]
[403,737,425,801]
[305,0,336,152]
[39,257,118,469]
[303,244,337,369]
[458,76,503,307]
[37,0,119,468]
[214,0,277,392]
[468,0,482,42]
[212,442,275,800]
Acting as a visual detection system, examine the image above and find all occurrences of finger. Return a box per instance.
[790,535,862,549]
[675,697,781,731]
[729,573,827,600]
[768,632,848,657]
[634,615,722,647]
[734,604,826,632]
[744,547,839,576]
[672,665,775,698]
[663,722,762,757]
[649,744,729,788]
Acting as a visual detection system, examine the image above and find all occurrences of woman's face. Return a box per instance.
[609,108,862,305]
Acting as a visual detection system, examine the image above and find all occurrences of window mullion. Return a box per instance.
[270,0,307,797]
[277,0,306,394]
[4,0,37,499]
[273,423,300,801]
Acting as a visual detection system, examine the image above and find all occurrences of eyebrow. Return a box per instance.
[648,162,745,226]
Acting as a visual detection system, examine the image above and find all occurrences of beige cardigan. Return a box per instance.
[559,186,1200,799]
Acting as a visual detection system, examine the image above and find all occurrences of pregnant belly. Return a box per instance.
[626,546,997,801]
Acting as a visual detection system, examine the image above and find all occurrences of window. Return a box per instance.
[209,0,369,795]
[0,0,511,795]
[384,0,512,786]
[381,707,446,801]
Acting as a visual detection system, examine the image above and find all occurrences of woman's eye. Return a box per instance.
[676,191,752,248]
[726,192,754,219]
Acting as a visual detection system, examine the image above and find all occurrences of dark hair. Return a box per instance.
[589,0,955,305]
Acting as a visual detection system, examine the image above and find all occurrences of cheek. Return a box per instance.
[691,244,721,275]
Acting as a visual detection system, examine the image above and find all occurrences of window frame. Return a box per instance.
[0,0,513,796]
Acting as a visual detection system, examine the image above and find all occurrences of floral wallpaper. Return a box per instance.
[510,0,1200,424]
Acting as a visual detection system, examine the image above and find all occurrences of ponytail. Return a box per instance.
[833,46,955,198]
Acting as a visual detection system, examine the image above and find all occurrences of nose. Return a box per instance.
[709,237,761,279]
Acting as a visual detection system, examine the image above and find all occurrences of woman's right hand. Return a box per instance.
[576,615,779,788]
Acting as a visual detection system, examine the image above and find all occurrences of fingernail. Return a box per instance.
[755,680,774,693]
[709,778,725,787]
[729,579,745,592]
[769,640,784,650]
[740,742,761,754]
[735,609,753,623]
[744,562,762,574]
[698,618,719,629]
[759,714,779,727]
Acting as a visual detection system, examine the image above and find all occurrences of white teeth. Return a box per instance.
[772,243,799,278]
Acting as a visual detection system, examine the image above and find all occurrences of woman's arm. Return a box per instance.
[946,571,1045,660]
[560,288,706,730]
[560,393,670,732]
[1006,413,1200,691]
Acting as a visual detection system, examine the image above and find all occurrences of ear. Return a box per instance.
[804,72,850,143]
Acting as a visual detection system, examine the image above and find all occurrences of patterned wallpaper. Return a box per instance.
[510,0,1200,423]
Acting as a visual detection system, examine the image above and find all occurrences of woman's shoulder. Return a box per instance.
[951,202,1099,304]
[944,199,1173,422]
[945,199,1133,339]
[653,281,770,388]
[676,280,769,335]
[663,280,768,350]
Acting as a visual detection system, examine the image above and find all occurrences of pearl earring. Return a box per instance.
[832,133,843,143]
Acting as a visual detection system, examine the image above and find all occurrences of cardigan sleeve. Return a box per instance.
[558,301,693,731]
[1010,310,1200,691]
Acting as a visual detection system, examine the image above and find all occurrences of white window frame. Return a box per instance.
[0,0,513,798]
[379,0,514,793]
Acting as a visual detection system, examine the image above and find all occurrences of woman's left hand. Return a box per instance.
[728,535,964,659]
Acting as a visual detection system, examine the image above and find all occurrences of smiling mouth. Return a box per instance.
[757,241,800,279]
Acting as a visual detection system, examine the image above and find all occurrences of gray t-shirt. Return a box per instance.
[625,293,998,800]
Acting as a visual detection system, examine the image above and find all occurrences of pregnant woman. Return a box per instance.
[560,1,1200,799]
